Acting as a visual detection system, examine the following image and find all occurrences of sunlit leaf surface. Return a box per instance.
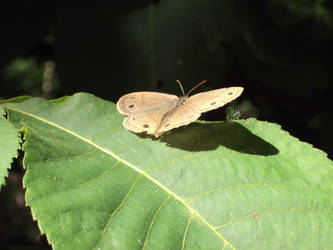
[3,93,333,249]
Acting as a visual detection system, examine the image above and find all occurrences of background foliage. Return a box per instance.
[1,0,333,248]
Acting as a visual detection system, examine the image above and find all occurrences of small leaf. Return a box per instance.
[2,93,333,249]
[0,107,21,187]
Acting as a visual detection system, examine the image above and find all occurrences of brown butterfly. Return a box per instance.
[117,80,243,137]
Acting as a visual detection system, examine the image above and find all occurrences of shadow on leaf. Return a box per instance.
[158,121,279,155]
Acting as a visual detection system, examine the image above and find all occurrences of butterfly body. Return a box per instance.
[176,96,189,106]
[116,84,243,137]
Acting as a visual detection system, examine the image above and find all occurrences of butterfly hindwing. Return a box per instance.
[156,104,201,136]
[123,105,176,135]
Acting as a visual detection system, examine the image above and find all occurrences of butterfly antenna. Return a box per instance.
[186,80,207,96]
[176,80,186,96]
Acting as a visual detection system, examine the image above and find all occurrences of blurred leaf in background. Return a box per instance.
[3,57,59,98]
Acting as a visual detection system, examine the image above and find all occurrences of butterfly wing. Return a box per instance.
[116,92,178,115]
[123,105,177,136]
[155,104,201,137]
[186,87,243,112]
[117,87,243,137]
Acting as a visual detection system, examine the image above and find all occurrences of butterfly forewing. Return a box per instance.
[116,92,178,115]
[186,87,243,112]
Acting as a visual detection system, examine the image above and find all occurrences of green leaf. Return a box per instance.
[0,107,21,187]
[0,95,31,104]
[2,93,333,249]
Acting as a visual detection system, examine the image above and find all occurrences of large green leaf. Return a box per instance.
[2,93,333,249]
[0,107,21,187]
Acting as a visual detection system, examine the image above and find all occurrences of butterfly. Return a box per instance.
[116,80,243,137]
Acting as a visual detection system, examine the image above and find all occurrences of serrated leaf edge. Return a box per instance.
[6,105,235,249]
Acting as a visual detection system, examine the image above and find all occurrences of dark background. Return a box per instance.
[1,0,333,248]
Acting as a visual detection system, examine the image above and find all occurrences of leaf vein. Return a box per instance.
[7,105,235,248]
[185,183,286,202]
[90,125,123,141]
[215,207,332,230]
[46,148,98,161]
[95,174,144,249]
[181,214,193,250]
[142,194,172,249]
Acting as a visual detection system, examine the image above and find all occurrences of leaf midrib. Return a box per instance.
[6,105,234,249]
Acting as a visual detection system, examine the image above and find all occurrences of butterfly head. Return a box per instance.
[177,95,189,106]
